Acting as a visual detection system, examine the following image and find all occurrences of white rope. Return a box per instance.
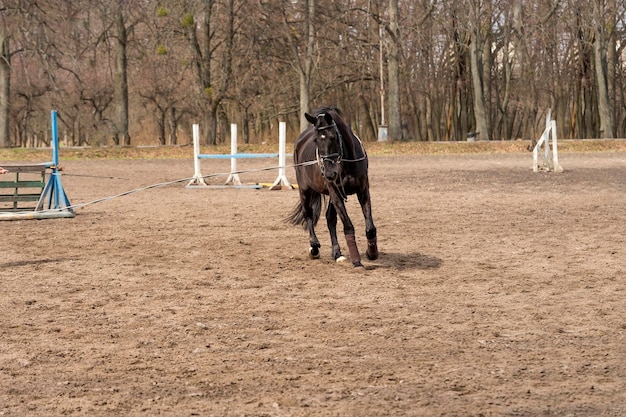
[10,160,318,216]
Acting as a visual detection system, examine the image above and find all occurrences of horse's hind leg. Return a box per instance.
[305,215,321,259]
[358,187,379,260]
[307,224,321,259]
[326,203,346,262]
[302,191,321,259]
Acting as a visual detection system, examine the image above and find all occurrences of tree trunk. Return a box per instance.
[299,70,310,131]
[593,0,614,138]
[157,109,166,145]
[575,8,595,139]
[299,0,315,132]
[113,1,130,146]
[387,0,402,141]
[594,38,613,138]
[0,34,10,148]
[469,26,489,140]
[168,107,177,145]
[205,111,217,145]
[243,106,250,144]
[606,0,616,137]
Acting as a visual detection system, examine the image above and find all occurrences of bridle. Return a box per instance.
[313,116,368,201]
[315,122,344,176]
[314,120,367,165]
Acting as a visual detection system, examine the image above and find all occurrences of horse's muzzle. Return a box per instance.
[321,159,340,181]
[323,170,338,181]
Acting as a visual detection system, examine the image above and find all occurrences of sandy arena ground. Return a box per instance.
[1,151,625,416]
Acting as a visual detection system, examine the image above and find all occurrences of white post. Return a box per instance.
[186,124,208,187]
[544,114,551,170]
[271,121,293,190]
[532,140,539,172]
[551,120,563,172]
[225,124,242,185]
[532,127,546,172]
[377,25,388,143]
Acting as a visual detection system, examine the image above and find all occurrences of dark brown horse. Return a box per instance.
[287,107,378,267]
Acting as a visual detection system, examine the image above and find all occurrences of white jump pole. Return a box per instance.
[225,124,242,185]
[271,121,293,190]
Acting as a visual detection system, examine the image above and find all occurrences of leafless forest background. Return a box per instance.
[1,0,626,148]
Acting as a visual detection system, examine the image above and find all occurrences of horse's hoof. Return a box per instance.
[353,261,365,268]
[335,255,348,263]
[309,247,320,259]
[366,251,379,261]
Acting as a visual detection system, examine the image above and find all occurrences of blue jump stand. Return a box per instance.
[35,110,74,216]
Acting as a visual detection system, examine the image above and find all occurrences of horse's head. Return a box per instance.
[305,111,343,181]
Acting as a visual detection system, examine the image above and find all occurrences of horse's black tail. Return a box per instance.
[286,192,323,230]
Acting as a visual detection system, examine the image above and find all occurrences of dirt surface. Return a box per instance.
[1,151,625,416]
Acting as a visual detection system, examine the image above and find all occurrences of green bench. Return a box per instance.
[0,163,50,211]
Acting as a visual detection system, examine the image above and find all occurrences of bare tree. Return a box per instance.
[112,0,131,146]
[385,0,402,141]
[2,0,626,147]
[135,4,194,145]
[591,0,615,138]
[0,2,41,148]
[0,31,10,148]
[299,0,316,132]
[257,0,318,132]
[180,0,236,145]
[466,0,491,140]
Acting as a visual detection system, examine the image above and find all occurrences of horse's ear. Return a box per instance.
[305,113,317,125]
[324,113,334,125]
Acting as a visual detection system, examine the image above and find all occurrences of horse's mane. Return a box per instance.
[312,107,350,135]
[312,107,343,126]
[312,106,343,116]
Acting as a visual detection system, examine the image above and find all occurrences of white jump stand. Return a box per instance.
[186,122,293,189]
[533,109,563,173]
[187,124,208,187]
[271,122,293,190]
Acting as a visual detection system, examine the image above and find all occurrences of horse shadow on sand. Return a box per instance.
[367,251,442,271]
[1,258,70,269]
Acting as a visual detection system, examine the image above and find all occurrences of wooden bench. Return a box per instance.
[0,163,50,211]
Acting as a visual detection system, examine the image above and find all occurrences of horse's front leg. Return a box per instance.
[331,194,363,268]
[358,187,379,260]
[326,203,346,262]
